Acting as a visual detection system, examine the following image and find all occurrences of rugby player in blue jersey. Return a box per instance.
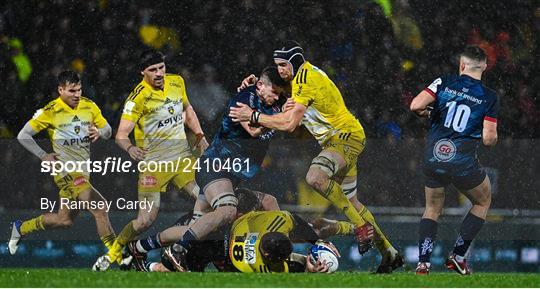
[124,66,289,269]
[410,46,499,275]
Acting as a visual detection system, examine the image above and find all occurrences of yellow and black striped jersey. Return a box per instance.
[229,211,295,273]
[121,74,191,161]
[292,61,364,144]
[29,96,108,174]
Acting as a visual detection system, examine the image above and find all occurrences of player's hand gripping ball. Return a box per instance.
[309,240,340,273]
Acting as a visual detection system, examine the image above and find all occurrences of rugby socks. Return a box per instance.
[453,213,485,258]
[176,228,198,251]
[418,218,438,262]
[190,210,204,225]
[20,215,45,235]
[100,233,116,250]
[336,221,354,235]
[108,221,137,262]
[359,206,397,257]
[136,233,163,253]
[322,180,366,227]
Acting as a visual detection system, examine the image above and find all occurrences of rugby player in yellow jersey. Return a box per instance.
[157,210,340,273]
[227,211,339,273]
[93,50,209,271]
[9,70,115,255]
[230,41,403,273]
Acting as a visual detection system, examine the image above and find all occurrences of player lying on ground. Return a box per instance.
[124,187,355,273]
[10,70,115,254]
[230,41,402,273]
[410,45,499,275]
[93,50,210,271]
[156,66,290,264]
[132,210,343,272]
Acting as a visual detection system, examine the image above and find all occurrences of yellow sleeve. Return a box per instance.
[292,82,316,107]
[121,91,146,123]
[179,76,189,107]
[91,102,108,128]
[28,107,52,132]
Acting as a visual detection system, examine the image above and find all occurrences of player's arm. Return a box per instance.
[184,103,209,151]
[230,102,306,133]
[239,121,265,137]
[410,90,435,117]
[482,119,497,146]
[17,122,57,161]
[250,190,279,211]
[88,123,112,142]
[88,103,112,142]
[116,119,146,161]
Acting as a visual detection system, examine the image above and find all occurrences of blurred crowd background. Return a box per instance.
[1,0,539,211]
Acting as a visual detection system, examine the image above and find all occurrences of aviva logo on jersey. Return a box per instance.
[158,114,182,128]
[62,136,91,146]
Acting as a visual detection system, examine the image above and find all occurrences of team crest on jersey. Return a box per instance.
[433,139,456,162]
[74,125,80,134]
[244,233,258,264]
[168,106,174,114]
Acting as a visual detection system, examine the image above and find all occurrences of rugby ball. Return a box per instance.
[309,241,339,273]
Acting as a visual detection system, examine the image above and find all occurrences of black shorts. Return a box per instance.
[195,168,241,195]
[423,166,486,191]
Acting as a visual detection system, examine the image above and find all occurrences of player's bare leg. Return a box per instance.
[446,176,491,275]
[93,192,160,271]
[9,196,79,255]
[305,150,374,254]
[182,181,211,223]
[79,186,116,249]
[346,192,402,272]
[417,186,445,275]
[181,179,237,243]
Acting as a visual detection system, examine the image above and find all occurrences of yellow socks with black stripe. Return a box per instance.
[358,205,397,257]
[322,180,366,227]
[100,233,116,250]
[107,221,137,263]
[336,221,355,235]
[20,215,45,235]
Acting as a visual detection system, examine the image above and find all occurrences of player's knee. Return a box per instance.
[134,216,154,231]
[305,170,328,192]
[473,191,491,208]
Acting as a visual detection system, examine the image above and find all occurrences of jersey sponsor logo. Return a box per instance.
[169,82,181,88]
[73,176,87,186]
[244,233,258,264]
[164,97,172,104]
[433,139,456,162]
[32,109,44,119]
[295,85,303,97]
[428,78,442,93]
[444,87,483,104]
[139,175,158,188]
[123,101,136,115]
[158,114,183,128]
[258,130,275,140]
[62,136,91,146]
[72,115,80,122]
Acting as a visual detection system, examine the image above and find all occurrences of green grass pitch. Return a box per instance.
[0,269,538,287]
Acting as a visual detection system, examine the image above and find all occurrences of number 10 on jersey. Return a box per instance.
[444,101,471,132]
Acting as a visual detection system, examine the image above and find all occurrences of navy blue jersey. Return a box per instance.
[202,86,281,179]
[423,74,499,175]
